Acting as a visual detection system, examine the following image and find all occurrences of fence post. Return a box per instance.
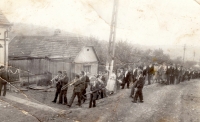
[28,70,29,89]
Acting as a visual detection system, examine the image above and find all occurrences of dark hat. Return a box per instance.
[0,66,4,69]
[75,74,80,78]
[58,71,62,74]
[138,70,143,74]
[80,71,85,75]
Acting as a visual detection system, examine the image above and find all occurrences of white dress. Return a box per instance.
[106,73,117,92]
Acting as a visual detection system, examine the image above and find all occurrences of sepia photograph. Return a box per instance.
[0,0,200,122]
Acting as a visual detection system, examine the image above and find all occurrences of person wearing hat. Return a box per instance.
[0,66,9,96]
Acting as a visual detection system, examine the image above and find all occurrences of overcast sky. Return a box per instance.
[1,0,200,61]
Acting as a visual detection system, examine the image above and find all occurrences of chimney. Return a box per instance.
[54,29,61,36]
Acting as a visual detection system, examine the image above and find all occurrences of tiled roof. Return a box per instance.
[9,36,46,57]
[9,35,85,61]
[0,11,11,25]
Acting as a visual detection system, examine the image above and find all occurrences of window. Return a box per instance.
[83,65,91,73]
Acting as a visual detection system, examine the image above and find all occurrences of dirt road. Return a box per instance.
[99,80,200,122]
[1,79,200,122]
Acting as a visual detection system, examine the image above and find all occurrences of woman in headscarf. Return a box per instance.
[106,71,117,95]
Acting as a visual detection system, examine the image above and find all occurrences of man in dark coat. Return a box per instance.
[89,79,99,108]
[59,71,69,105]
[147,64,154,85]
[80,71,87,103]
[187,69,191,81]
[173,64,178,84]
[0,66,9,96]
[82,72,90,100]
[68,75,83,107]
[130,67,140,98]
[177,66,184,84]
[52,71,62,103]
[132,70,145,103]
[166,63,174,85]
[121,68,131,89]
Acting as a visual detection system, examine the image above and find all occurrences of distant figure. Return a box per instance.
[132,71,145,103]
[52,71,63,103]
[153,63,160,83]
[106,71,117,95]
[121,68,131,89]
[177,66,184,84]
[147,64,154,85]
[0,66,9,96]
[160,62,168,84]
[116,70,123,90]
[173,64,179,84]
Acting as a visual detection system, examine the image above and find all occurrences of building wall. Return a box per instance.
[75,62,98,76]
[74,46,99,76]
[74,47,98,63]
[9,59,73,81]
[49,60,72,80]
[0,27,7,66]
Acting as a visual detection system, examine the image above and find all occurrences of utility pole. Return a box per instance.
[106,0,119,76]
[183,44,186,65]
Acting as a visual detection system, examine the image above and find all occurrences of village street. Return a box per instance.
[0,79,200,122]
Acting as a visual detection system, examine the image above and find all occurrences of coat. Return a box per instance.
[73,79,83,93]
[135,75,145,89]
[85,75,90,88]
[80,76,86,90]
[0,70,9,85]
[90,81,99,100]
[148,65,154,75]
[153,65,160,80]
[166,67,174,76]
[106,73,116,92]
[60,75,69,91]
[133,68,138,80]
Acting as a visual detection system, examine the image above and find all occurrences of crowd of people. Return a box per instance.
[51,70,108,108]
[1,62,200,108]
[50,62,200,108]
